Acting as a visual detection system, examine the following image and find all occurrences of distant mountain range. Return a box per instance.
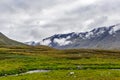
[0,24,119,50]
[2,23,120,50]
[0,32,26,47]
[26,24,120,49]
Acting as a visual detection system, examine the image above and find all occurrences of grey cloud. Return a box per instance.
[87,16,108,29]
[0,0,120,42]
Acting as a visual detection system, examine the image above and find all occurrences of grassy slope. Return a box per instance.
[0,33,26,46]
[0,46,119,80]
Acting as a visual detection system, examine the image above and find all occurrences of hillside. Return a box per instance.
[0,32,26,47]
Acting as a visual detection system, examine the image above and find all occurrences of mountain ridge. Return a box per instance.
[0,32,26,47]
[26,24,120,49]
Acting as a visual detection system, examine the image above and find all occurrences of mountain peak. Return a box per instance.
[26,24,120,49]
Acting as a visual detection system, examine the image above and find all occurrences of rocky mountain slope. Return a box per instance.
[27,24,120,49]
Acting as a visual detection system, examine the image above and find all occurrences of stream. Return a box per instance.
[24,70,50,74]
[1,70,50,77]
[1,69,120,77]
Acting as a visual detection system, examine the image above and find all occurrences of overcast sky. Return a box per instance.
[0,0,120,42]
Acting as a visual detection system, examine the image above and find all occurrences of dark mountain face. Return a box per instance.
[0,32,26,46]
[27,24,120,49]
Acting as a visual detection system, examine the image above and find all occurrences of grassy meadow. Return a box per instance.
[0,46,120,80]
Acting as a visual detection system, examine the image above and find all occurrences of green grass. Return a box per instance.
[0,46,120,80]
[1,70,120,80]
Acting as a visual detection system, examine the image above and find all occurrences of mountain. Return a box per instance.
[0,32,26,47]
[27,24,120,49]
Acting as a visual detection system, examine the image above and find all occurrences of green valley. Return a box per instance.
[0,46,120,80]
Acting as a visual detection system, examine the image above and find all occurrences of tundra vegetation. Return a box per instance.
[0,46,120,80]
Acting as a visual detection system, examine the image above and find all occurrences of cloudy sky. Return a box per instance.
[0,0,120,42]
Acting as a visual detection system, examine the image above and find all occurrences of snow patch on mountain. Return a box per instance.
[54,38,72,46]
[96,28,105,35]
[109,29,114,35]
[109,24,120,35]
[85,32,93,39]
[40,39,51,46]
[66,36,71,39]
[113,24,120,31]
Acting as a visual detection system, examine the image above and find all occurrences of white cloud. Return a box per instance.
[0,0,119,42]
